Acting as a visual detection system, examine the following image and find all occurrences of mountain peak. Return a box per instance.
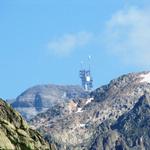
[9,71,150,149]
[11,84,89,120]
[28,71,150,149]
[139,72,150,83]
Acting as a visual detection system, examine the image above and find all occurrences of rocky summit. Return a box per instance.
[12,84,88,120]
[29,71,150,150]
[0,98,52,150]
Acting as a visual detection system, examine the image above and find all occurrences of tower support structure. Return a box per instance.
[79,56,93,91]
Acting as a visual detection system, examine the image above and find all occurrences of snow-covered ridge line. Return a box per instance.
[140,72,150,83]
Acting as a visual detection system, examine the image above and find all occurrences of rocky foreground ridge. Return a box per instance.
[29,71,150,150]
[0,98,52,150]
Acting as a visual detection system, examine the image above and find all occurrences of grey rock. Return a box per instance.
[28,71,150,149]
[12,84,88,120]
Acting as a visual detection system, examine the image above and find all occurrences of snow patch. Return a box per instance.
[85,98,94,105]
[140,73,150,83]
[80,124,85,128]
[75,108,83,113]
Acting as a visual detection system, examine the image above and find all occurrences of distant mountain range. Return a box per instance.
[9,71,150,150]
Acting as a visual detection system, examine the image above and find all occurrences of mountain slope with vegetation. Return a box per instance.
[0,98,52,150]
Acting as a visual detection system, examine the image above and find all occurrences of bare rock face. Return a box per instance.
[29,71,150,150]
[11,84,88,120]
[0,98,51,150]
[90,93,150,150]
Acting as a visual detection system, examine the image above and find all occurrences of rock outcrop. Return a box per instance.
[12,84,88,120]
[90,93,150,150]
[0,98,51,150]
[30,71,150,150]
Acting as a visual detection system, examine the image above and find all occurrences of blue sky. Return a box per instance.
[1,0,150,99]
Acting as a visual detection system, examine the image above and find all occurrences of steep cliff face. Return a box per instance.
[90,93,150,150]
[30,71,150,150]
[0,98,51,150]
[12,84,88,120]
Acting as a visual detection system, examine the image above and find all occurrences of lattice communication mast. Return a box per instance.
[79,56,93,91]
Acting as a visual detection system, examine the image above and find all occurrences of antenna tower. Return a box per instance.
[79,56,93,91]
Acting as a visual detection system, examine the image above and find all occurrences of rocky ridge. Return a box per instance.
[30,71,150,150]
[90,93,150,150]
[12,84,88,120]
[0,98,52,150]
